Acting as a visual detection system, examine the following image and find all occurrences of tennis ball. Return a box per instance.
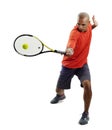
[22,44,29,49]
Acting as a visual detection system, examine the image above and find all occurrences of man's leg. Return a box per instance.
[56,87,64,95]
[50,88,66,104]
[82,80,92,113]
[50,66,75,104]
[79,80,92,125]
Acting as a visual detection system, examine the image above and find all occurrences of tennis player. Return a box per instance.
[50,12,98,125]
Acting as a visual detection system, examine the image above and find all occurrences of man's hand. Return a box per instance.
[66,48,74,56]
[92,15,98,29]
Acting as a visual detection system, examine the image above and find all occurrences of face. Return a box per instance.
[77,17,89,32]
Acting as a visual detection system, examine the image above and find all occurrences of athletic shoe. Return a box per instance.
[50,94,66,104]
[79,112,89,125]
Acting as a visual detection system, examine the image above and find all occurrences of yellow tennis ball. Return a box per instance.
[22,44,29,49]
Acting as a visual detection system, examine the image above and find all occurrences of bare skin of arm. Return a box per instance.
[92,15,98,29]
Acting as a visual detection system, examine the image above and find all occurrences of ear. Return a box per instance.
[87,21,90,24]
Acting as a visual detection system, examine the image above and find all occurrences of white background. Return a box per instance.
[0,0,112,129]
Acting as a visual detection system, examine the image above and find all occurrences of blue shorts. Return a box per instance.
[56,63,91,89]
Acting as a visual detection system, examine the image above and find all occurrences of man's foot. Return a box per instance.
[79,112,89,125]
[50,94,66,104]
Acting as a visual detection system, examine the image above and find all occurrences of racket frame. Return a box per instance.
[14,34,66,57]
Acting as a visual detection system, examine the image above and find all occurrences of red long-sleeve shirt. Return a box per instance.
[62,24,92,68]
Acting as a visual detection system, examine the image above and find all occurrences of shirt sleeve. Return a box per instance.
[66,28,79,49]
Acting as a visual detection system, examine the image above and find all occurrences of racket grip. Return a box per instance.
[54,50,66,55]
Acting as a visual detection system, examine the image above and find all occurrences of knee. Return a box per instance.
[82,80,91,90]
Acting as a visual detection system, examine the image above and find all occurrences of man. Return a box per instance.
[50,12,98,125]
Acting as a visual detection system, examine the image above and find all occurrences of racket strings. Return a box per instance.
[14,35,43,56]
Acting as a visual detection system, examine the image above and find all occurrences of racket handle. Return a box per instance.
[54,50,66,55]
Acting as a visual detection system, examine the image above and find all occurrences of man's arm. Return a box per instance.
[65,29,78,56]
[92,15,98,29]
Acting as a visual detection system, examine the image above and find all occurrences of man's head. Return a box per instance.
[77,12,90,32]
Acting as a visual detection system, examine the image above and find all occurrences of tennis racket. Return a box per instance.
[13,34,66,57]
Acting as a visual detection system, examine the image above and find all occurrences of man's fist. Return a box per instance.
[66,48,74,56]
